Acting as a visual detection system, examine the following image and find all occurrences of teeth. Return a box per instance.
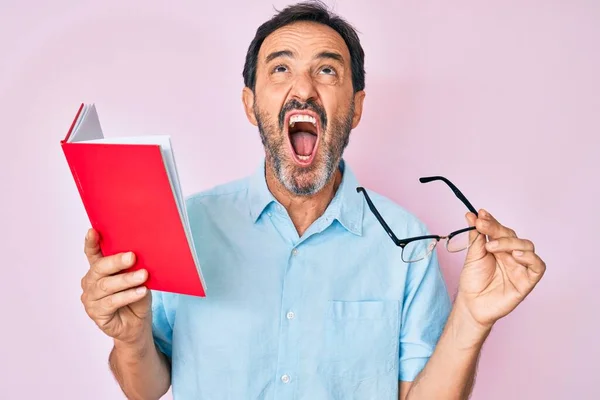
[297,155,310,161]
[289,114,317,126]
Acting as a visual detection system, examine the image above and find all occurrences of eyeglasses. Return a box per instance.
[356,176,480,263]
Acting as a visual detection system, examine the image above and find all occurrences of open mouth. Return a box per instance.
[285,111,320,166]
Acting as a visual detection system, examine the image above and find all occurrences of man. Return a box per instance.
[79,1,546,399]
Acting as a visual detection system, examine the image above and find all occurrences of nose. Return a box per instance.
[289,73,318,103]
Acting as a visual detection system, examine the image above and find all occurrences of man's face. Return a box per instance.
[243,21,365,196]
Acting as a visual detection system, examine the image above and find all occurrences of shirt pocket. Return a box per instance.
[319,300,400,382]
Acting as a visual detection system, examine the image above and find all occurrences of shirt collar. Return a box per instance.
[248,158,364,236]
[248,160,277,222]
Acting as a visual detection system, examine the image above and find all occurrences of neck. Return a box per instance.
[265,162,342,237]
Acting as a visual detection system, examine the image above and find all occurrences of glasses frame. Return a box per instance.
[356,176,480,263]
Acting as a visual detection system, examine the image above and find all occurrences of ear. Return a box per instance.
[242,87,258,126]
[351,90,366,128]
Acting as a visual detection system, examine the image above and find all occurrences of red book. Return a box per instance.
[61,103,206,297]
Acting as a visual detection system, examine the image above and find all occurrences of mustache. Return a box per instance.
[278,99,327,131]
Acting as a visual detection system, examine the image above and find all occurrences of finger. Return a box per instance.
[84,228,103,264]
[463,212,487,261]
[89,269,148,301]
[475,209,517,240]
[90,252,136,279]
[128,289,153,319]
[485,237,535,253]
[465,212,477,228]
[465,212,484,243]
[92,286,148,318]
[498,252,528,277]
[512,250,547,279]
[498,253,533,296]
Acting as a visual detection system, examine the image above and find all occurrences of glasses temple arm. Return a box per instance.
[419,176,478,216]
[356,187,402,245]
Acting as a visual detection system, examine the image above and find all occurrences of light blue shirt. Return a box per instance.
[151,159,451,400]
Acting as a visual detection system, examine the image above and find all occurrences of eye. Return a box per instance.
[272,64,288,73]
[319,66,337,75]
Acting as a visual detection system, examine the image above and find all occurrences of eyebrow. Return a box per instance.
[315,51,344,65]
[265,50,295,63]
[265,50,345,65]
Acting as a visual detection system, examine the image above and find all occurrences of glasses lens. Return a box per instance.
[447,228,479,252]
[402,239,438,262]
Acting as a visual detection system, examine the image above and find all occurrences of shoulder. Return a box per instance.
[183,175,251,217]
[179,174,259,241]
[185,175,250,206]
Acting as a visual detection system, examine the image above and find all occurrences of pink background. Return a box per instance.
[1,0,598,399]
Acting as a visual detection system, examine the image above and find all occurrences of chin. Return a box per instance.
[280,155,333,196]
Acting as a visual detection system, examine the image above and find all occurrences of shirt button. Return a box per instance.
[286,311,295,320]
[292,248,298,256]
[281,374,290,384]
[267,212,272,217]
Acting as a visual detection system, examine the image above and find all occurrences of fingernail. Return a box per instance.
[481,209,493,219]
[134,269,146,280]
[122,252,133,264]
[136,286,147,295]
[513,250,524,257]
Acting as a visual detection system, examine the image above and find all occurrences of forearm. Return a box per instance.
[109,331,171,400]
[406,297,491,400]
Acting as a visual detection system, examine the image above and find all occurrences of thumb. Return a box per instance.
[463,212,488,263]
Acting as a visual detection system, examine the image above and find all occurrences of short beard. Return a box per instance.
[254,98,354,196]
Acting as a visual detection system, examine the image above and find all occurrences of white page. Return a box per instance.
[69,104,104,142]
[159,140,206,287]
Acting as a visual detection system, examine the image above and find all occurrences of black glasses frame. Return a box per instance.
[357,176,479,258]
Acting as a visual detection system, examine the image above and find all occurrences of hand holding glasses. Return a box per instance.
[357,176,480,263]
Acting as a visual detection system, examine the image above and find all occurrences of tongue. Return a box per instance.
[290,132,317,156]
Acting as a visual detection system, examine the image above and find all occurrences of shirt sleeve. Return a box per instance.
[398,239,452,382]
[151,289,178,359]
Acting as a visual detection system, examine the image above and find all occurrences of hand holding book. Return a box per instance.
[80,227,152,343]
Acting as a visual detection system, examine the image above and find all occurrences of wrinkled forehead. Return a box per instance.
[258,21,351,66]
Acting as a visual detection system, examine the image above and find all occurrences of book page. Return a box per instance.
[157,139,205,285]
[160,142,206,287]
[69,104,105,143]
